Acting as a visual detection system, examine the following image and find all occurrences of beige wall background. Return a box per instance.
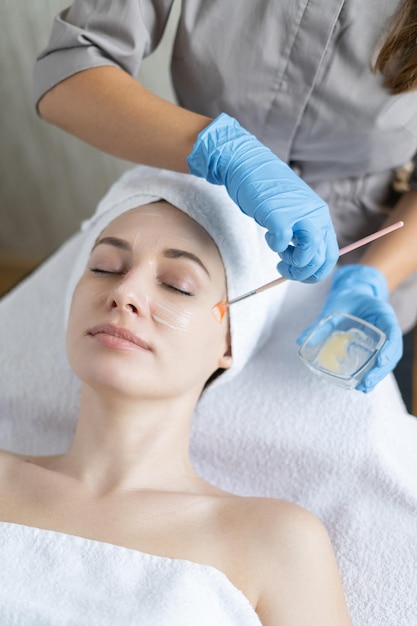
[0,0,179,260]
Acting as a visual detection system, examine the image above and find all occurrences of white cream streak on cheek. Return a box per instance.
[152,301,193,332]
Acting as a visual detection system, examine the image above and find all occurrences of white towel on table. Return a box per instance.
[0,522,261,625]
[1,222,417,625]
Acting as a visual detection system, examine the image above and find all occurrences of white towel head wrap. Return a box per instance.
[65,165,285,386]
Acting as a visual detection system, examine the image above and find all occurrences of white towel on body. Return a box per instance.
[1,167,417,625]
[0,522,261,626]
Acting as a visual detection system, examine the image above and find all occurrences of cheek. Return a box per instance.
[66,281,100,355]
[66,304,87,371]
[172,314,229,367]
[158,302,220,341]
[151,299,193,332]
[70,278,109,321]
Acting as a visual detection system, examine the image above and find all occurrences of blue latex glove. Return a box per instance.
[297,264,403,392]
[187,113,338,283]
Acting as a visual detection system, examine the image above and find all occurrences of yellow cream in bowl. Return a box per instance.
[316,330,356,373]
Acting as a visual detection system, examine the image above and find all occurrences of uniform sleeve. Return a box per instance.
[33,0,175,107]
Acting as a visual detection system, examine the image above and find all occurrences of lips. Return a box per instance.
[87,323,152,351]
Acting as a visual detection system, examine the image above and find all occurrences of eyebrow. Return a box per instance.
[92,236,132,252]
[163,248,210,277]
[92,237,210,276]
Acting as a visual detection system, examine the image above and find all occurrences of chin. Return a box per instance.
[72,357,145,396]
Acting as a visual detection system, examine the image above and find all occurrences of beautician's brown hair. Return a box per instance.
[374,0,417,94]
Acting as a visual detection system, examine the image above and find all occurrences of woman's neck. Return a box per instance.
[48,385,205,496]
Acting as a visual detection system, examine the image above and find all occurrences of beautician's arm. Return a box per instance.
[38,65,417,284]
[359,189,417,291]
[38,65,339,282]
[37,65,211,172]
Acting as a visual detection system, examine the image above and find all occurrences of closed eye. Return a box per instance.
[89,268,123,275]
[164,283,194,297]
[90,269,193,296]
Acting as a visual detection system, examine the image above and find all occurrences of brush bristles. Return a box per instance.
[212,301,228,323]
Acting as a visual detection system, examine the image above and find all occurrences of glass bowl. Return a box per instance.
[298,312,386,389]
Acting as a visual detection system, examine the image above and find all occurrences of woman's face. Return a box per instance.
[66,202,231,400]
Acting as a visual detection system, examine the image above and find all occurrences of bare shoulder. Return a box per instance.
[0,448,21,469]
[0,449,29,487]
[210,495,325,585]
[0,447,35,472]
[0,449,60,478]
[222,494,324,544]
[232,496,332,571]
[228,496,352,626]
[260,497,330,551]
[243,497,337,582]
[210,492,324,552]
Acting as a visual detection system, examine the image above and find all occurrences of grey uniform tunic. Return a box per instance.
[34,0,417,329]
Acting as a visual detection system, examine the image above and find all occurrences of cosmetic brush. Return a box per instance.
[212,220,404,322]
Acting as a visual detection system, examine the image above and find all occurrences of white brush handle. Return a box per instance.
[228,221,404,306]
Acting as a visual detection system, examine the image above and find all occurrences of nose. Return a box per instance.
[107,271,150,317]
